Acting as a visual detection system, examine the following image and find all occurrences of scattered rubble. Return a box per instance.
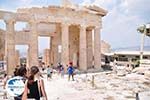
[0,67,150,100]
[70,68,150,100]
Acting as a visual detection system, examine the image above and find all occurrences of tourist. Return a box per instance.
[13,67,18,77]
[67,62,75,81]
[47,65,53,80]
[3,73,8,88]
[126,64,132,73]
[3,73,8,99]
[57,63,62,74]
[113,59,117,73]
[14,66,27,100]
[42,62,46,72]
[60,64,65,78]
[22,66,47,100]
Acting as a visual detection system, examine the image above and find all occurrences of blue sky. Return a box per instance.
[0,0,150,53]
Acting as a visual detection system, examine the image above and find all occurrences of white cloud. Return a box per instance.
[19,0,33,3]
[81,0,92,6]
[92,0,116,10]
[0,0,149,49]
[85,0,150,48]
[0,0,49,11]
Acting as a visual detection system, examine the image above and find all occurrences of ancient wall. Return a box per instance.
[101,40,111,54]
[43,49,50,66]
[15,50,20,66]
[0,4,107,74]
[0,30,5,60]
[69,25,79,67]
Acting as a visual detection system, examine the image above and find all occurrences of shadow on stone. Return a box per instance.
[101,64,113,71]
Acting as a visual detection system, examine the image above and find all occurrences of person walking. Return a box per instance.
[47,65,53,80]
[67,62,75,81]
[60,65,64,78]
[3,73,8,99]
[22,66,47,100]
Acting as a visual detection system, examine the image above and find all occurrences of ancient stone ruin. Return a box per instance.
[0,1,107,75]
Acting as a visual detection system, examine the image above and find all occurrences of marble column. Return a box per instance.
[94,26,101,69]
[27,48,30,68]
[43,49,50,66]
[79,25,87,71]
[5,20,16,75]
[61,23,69,71]
[15,50,20,66]
[51,36,59,67]
[29,21,38,67]
[87,29,93,69]
[50,37,54,65]
[50,24,61,67]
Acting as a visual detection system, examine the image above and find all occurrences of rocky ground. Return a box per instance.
[0,67,150,100]
[45,71,150,100]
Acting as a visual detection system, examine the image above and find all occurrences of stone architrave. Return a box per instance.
[79,25,87,71]
[61,23,69,71]
[87,29,93,69]
[5,20,16,75]
[29,21,38,67]
[94,26,101,69]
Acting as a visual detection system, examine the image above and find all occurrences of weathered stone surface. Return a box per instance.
[69,71,150,100]
[139,91,150,100]
[144,70,150,78]
[0,2,107,75]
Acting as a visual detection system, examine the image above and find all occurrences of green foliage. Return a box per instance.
[137,25,145,33]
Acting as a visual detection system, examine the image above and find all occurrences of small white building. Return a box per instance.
[104,51,150,67]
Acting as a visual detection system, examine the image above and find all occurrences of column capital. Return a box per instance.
[95,25,101,29]
[79,25,87,33]
[79,24,87,29]
[29,19,38,25]
[61,22,71,27]
[86,27,94,31]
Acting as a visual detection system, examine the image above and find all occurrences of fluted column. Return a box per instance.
[27,48,30,68]
[50,37,53,65]
[50,24,61,67]
[29,21,38,67]
[87,29,93,69]
[43,49,50,66]
[94,26,101,69]
[61,23,69,71]
[15,50,20,66]
[79,25,87,71]
[5,20,16,75]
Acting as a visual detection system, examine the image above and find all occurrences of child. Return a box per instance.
[47,65,53,80]
[67,62,75,81]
